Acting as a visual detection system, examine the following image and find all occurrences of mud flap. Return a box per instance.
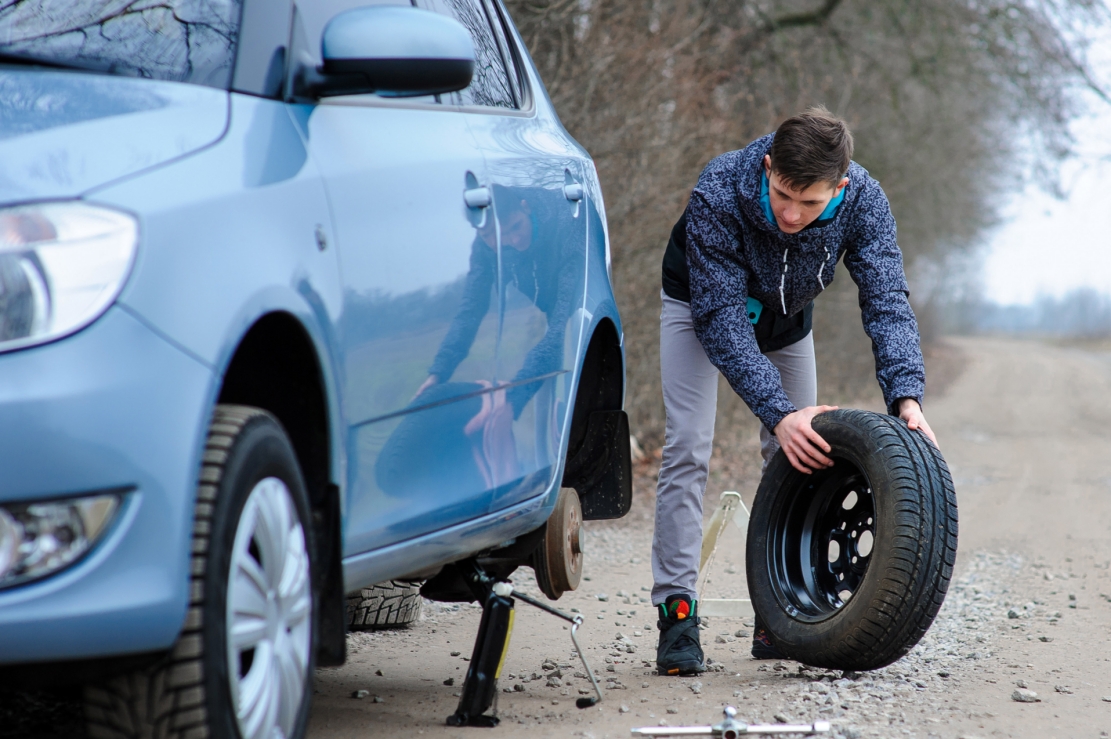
[561,410,632,520]
[314,483,347,667]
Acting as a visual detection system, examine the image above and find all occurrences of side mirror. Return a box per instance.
[296,6,475,99]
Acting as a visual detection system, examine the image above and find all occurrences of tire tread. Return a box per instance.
[83,406,266,739]
[346,581,423,630]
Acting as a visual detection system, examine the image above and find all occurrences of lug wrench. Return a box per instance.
[632,706,831,737]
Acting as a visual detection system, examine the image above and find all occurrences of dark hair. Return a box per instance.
[768,105,854,189]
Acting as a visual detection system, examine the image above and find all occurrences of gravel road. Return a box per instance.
[308,336,1111,739]
[4,336,1110,739]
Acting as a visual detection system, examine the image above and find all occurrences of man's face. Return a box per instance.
[500,207,533,251]
[764,154,848,234]
[476,200,532,251]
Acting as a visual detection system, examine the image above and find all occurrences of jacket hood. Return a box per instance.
[733,133,779,233]
[0,69,228,204]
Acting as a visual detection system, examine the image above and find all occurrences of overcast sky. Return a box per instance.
[980,27,1111,306]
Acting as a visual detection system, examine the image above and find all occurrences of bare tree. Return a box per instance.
[505,0,1108,450]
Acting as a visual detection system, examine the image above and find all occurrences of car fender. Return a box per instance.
[205,290,346,499]
[90,94,346,502]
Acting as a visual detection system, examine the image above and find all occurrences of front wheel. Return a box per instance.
[85,406,316,739]
[746,409,957,671]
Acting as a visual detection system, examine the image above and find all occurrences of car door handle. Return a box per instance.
[563,183,583,202]
[464,186,492,208]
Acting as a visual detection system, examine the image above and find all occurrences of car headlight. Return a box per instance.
[0,492,122,589]
[0,202,138,353]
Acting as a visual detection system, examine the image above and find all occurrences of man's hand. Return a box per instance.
[413,374,439,402]
[773,405,839,473]
[897,398,937,446]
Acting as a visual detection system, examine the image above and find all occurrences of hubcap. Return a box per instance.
[226,477,312,739]
[767,460,876,622]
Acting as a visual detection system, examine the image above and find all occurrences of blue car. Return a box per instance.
[0,1,628,736]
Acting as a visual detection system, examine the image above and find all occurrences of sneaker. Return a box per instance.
[751,625,784,660]
[655,595,705,676]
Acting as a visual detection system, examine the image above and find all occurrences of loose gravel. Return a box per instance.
[321,504,1111,739]
[724,551,1025,738]
[307,339,1111,738]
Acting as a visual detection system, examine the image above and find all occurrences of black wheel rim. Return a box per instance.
[766,458,877,623]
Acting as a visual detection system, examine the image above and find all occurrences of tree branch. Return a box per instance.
[767,0,843,30]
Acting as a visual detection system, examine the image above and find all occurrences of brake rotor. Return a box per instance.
[534,487,583,599]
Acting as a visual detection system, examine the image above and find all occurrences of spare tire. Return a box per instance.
[746,409,957,670]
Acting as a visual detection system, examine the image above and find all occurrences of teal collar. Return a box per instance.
[760,170,844,229]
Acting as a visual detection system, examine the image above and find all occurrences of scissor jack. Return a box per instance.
[446,559,604,728]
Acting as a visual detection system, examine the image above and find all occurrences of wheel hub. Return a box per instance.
[767,461,876,622]
[818,487,875,605]
[536,487,584,599]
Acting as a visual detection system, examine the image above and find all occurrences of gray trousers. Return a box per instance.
[651,292,817,604]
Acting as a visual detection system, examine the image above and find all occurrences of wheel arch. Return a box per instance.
[561,316,632,520]
[217,312,331,498]
[215,311,346,666]
[565,317,624,456]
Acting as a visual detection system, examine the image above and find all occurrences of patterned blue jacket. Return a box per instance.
[685,134,925,431]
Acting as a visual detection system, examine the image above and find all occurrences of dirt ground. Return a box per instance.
[308,336,1111,739]
[4,335,1110,739]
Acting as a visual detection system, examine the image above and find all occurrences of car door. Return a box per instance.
[300,0,506,556]
[434,0,590,511]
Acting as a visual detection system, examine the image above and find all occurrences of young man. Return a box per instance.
[653,107,937,675]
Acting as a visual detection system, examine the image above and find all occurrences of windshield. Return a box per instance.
[0,0,242,88]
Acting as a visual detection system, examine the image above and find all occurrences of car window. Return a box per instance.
[415,0,516,109]
[481,0,523,107]
[0,0,241,89]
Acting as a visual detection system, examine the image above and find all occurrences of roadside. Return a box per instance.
[4,335,1109,739]
[309,336,1111,739]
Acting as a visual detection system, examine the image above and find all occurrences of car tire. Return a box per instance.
[746,409,958,671]
[84,405,316,739]
[346,581,422,630]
